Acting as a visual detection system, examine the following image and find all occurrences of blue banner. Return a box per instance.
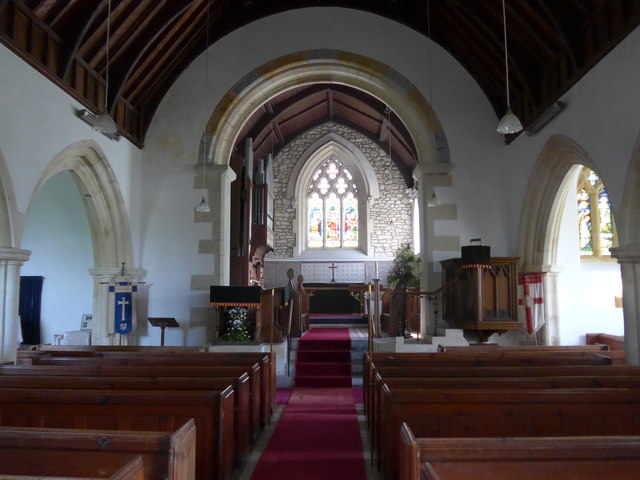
[114,291,132,334]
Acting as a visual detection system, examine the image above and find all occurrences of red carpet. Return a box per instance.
[250,387,367,479]
[295,328,352,388]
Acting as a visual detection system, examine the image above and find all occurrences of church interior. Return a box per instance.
[1,1,640,479]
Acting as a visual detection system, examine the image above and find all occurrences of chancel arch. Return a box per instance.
[202,49,450,295]
[518,135,623,350]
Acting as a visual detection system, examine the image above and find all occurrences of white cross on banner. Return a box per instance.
[107,282,138,336]
[517,273,545,335]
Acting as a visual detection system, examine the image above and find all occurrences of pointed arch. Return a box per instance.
[0,149,16,247]
[518,135,597,269]
[32,140,133,269]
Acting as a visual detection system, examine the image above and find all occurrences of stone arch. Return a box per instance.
[201,49,448,289]
[616,131,640,247]
[517,134,602,345]
[286,132,381,256]
[0,149,16,247]
[33,140,133,269]
[518,135,597,269]
[205,50,444,169]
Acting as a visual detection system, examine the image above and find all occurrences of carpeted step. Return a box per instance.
[294,375,353,388]
[296,349,351,363]
[297,339,351,351]
[295,361,352,376]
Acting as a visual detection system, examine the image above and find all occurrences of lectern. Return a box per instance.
[147,317,179,346]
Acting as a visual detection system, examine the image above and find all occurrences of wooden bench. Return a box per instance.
[0,387,234,480]
[16,355,269,435]
[369,369,640,457]
[363,350,628,418]
[0,420,195,480]
[381,386,640,479]
[20,351,275,428]
[399,423,640,480]
[0,373,250,466]
[438,344,610,352]
[587,332,625,351]
[0,455,145,480]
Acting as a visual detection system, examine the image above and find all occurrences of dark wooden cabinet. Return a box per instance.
[441,257,522,340]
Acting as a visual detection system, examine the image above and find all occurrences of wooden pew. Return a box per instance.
[381,386,640,480]
[438,344,611,352]
[0,455,145,480]
[363,349,627,418]
[0,374,250,466]
[369,370,640,467]
[399,423,640,480]
[0,363,261,448]
[587,332,625,351]
[20,350,275,430]
[0,386,234,480]
[0,420,195,480]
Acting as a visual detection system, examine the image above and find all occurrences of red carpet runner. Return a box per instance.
[251,328,367,479]
[294,327,352,388]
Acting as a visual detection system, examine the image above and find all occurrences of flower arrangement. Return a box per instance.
[219,307,250,342]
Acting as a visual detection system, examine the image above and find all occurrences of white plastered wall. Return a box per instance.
[1,9,640,347]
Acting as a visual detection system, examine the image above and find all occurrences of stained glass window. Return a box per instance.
[576,167,616,258]
[306,158,359,248]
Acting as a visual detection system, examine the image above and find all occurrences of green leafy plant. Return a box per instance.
[219,307,250,342]
[387,244,421,290]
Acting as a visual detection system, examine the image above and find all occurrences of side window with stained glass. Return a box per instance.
[306,158,359,248]
[577,167,616,258]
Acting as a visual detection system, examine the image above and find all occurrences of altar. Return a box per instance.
[304,283,366,315]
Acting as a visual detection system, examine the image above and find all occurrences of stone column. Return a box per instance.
[89,267,146,346]
[209,165,237,285]
[610,245,640,365]
[0,247,31,363]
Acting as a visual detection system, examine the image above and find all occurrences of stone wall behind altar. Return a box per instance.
[268,122,414,258]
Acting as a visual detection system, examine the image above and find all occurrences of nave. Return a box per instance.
[0,328,638,479]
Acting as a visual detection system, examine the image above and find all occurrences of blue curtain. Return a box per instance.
[19,276,43,345]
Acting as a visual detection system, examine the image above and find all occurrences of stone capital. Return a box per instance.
[89,266,147,282]
[610,245,640,264]
[0,247,31,264]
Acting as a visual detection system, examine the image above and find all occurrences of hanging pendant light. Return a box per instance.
[496,0,523,134]
[195,0,211,213]
[93,0,118,134]
[426,191,440,208]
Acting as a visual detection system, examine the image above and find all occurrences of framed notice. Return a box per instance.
[80,314,93,330]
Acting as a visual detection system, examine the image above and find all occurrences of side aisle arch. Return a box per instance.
[611,131,640,365]
[0,148,30,362]
[517,135,605,346]
[33,140,140,345]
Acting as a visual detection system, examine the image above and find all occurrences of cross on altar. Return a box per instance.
[329,263,338,283]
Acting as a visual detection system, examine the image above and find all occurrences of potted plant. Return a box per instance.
[387,244,421,337]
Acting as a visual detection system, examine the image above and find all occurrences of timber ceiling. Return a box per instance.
[2,0,639,183]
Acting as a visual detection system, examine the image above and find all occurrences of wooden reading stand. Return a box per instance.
[148,317,179,346]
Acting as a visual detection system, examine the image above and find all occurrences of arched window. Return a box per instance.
[577,167,616,257]
[307,158,359,248]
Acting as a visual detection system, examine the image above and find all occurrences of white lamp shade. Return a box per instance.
[92,111,118,134]
[497,108,523,134]
[195,197,211,213]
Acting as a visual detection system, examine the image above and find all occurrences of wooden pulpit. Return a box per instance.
[147,317,179,346]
